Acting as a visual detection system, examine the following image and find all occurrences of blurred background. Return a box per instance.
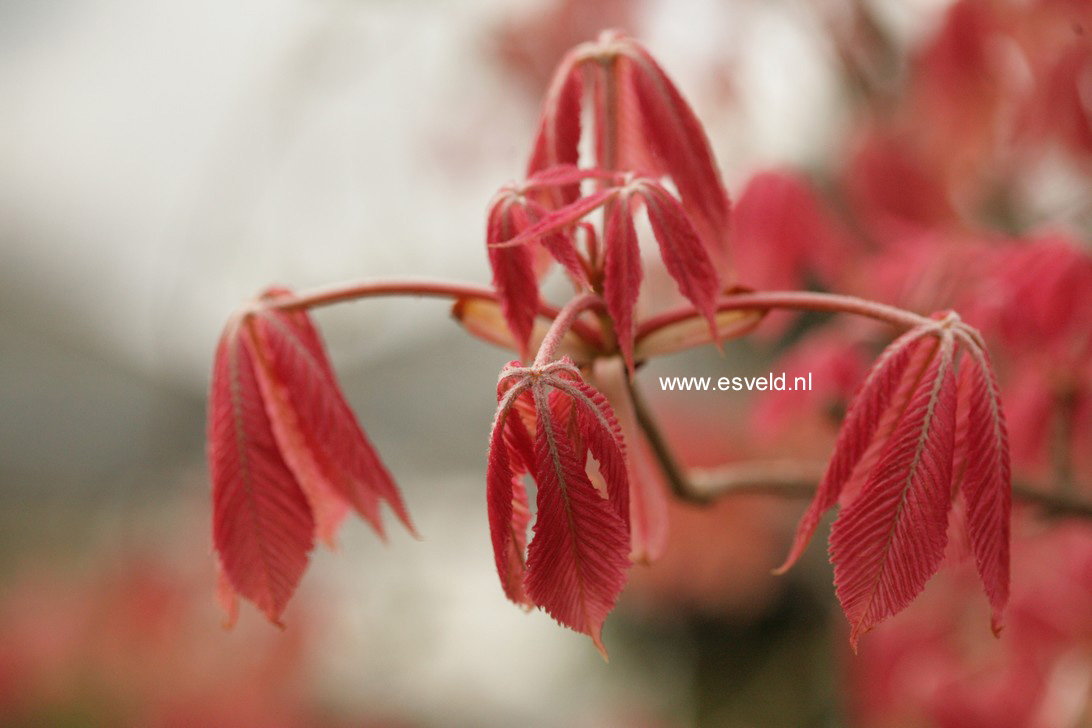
[2,0,1090,725]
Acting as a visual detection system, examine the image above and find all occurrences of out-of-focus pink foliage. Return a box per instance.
[752,328,873,443]
[0,555,369,727]
[623,404,787,619]
[732,170,848,294]
[848,521,1092,728]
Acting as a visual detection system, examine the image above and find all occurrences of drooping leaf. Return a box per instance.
[591,356,669,563]
[603,193,642,373]
[488,359,635,655]
[830,333,958,649]
[249,328,351,548]
[549,384,585,462]
[487,194,541,358]
[486,381,534,607]
[636,180,721,343]
[251,296,415,540]
[620,40,732,270]
[208,315,315,626]
[610,49,662,177]
[548,376,630,523]
[523,385,631,658]
[528,56,585,208]
[955,337,1011,634]
[775,327,932,574]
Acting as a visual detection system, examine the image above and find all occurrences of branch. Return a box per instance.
[637,290,934,340]
[627,379,1092,520]
[260,276,603,348]
[534,293,604,366]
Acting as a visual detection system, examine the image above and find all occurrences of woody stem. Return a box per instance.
[627,379,1092,520]
[691,461,1092,519]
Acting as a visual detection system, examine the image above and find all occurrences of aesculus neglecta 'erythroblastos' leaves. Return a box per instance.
[831,331,958,650]
[589,356,670,564]
[527,48,583,209]
[773,327,933,575]
[487,358,630,657]
[603,191,642,374]
[634,179,721,351]
[209,287,415,626]
[952,331,1011,636]
[491,173,721,374]
[619,37,732,271]
[486,193,540,361]
[526,31,731,270]
[775,313,1012,648]
[209,310,314,627]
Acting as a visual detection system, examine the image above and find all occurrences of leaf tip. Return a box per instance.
[848,628,863,655]
[259,600,288,630]
[592,632,610,662]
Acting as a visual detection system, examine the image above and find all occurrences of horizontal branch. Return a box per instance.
[688,461,1092,519]
[637,290,933,340]
[628,381,1092,520]
[260,276,603,348]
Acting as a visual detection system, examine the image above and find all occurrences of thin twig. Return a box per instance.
[627,379,701,503]
[260,276,604,348]
[627,378,1092,519]
[1052,387,1077,495]
[637,290,934,339]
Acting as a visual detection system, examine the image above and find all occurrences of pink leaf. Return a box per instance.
[487,195,541,358]
[251,295,415,540]
[955,338,1011,634]
[603,194,642,374]
[486,381,534,607]
[524,164,615,190]
[732,170,845,292]
[523,385,631,657]
[830,333,958,649]
[546,375,630,524]
[637,180,721,343]
[775,327,932,574]
[208,315,314,626]
[620,41,732,269]
[528,57,584,208]
[518,198,589,289]
[489,188,617,252]
[591,357,669,563]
